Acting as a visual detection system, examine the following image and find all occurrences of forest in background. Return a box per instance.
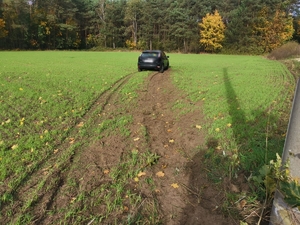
[1,0,300,54]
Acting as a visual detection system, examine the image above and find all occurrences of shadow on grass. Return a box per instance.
[222,68,286,172]
[180,68,288,224]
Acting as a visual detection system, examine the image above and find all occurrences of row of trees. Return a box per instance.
[0,0,300,53]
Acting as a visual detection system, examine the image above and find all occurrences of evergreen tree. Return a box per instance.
[0,0,298,51]
[124,0,142,48]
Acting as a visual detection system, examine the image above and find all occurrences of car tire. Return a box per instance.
[165,63,169,70]
[159,64,164,73]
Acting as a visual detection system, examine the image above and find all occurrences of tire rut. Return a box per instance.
[1,72,137,224]
[1,69,239,225]
[130,70,204,224]
[131,70,237,225]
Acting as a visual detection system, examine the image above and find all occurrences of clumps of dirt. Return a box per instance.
[130,70,239,224]
[1,69,245,224]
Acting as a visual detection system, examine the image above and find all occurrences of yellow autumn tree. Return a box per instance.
[0,18,8,38]
[254,7,294,52]
[296,19,300,38]
[199,10,225,52]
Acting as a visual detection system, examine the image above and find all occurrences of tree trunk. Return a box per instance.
[133,13,137,46]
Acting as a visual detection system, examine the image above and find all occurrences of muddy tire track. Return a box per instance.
[131,70,238,225]
[1,69,239,225]
[131,70,205,224]
[1,72,136,224]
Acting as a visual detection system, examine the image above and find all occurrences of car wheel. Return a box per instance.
[165,63,169,70]
[159,64,164,73]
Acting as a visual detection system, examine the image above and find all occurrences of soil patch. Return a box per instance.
[130,70,238,224]
[1,70,239,224]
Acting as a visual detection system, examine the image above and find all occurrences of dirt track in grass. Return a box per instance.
[130,70,238,225]
[1,69,239,224]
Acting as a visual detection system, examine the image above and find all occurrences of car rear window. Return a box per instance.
[141,52,160,58]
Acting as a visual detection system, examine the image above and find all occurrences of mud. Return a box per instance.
[1,69,239,224]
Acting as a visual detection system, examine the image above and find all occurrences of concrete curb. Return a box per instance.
[270,79,300,225]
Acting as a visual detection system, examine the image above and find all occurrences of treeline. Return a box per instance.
[0,0,300,54]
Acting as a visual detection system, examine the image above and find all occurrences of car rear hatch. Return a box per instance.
[139,52,161,64]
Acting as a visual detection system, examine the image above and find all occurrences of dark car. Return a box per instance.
[138,50,169,73]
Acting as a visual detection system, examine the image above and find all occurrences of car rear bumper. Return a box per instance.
[138,63,161,70]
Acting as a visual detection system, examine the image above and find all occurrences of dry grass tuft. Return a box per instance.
[267,42,300,60]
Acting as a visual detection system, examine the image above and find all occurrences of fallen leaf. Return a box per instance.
[53,149,59,154]
[227,123,232,127]
[103,169,110,174]
[134,177,139,182]
[215,128,220,132]
[11,144,18,150]
[70,197,76,203]
[167,129,172,132]
[77,122,84,127]
[123,206,129,212]
[138,171,146,177]
[133,137,140,142]
[169,139,175,143]
[156,171,165,177]
[69,138,75,144]
[196,125,202,129]
[239,199,247,208]
[171,183,179,188]
[215,146,222,150]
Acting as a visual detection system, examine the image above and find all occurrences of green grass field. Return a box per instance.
[0,51,295,224]
[0,52,138,181]
[170,54,293,172]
